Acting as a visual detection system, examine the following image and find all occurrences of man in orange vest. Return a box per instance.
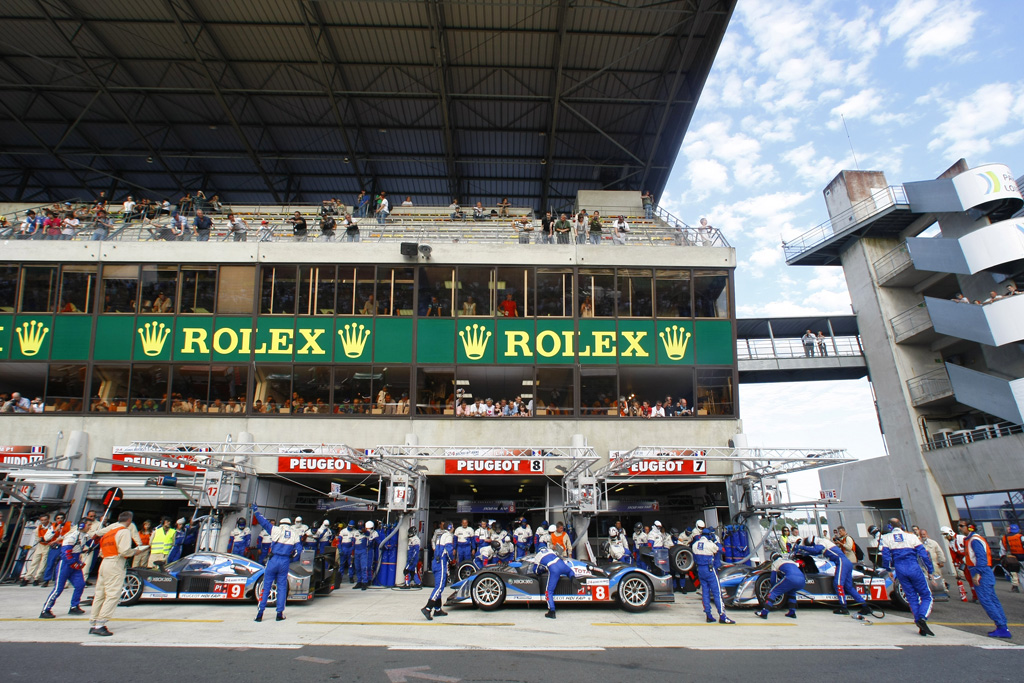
[88,511,144,637]
[549,523,571,558]
[1000,524,1023,593]
[964,523,1011,639]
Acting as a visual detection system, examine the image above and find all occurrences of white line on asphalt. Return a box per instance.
[687,645,903,651]
[79,642,304,649]
[296,655,336,664]
[388,645,606,651]
[972,645,1024,650]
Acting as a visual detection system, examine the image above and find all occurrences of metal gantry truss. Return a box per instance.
[596,446,853,480]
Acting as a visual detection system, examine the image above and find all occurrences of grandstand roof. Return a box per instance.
[0,0,735,212]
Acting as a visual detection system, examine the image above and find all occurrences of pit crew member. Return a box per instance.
[529,547,576,620]
[454,519,474,563]
[40,518,93,618]
[880,519,935,637]
[513,518,533,560]
[250,504,300,622]
[229,517,251,556]
[422,521,453,620]
[756,555,805,620]
[794,535,871,616]
[404,527,422,587]
[965,523,1011,638]
[692,523,735,624]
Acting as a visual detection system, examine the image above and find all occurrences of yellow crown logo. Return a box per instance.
[459,323,492,360]
[659,324,691,360]
[338,322,371,358]
[137,321,172,356]
[15,320,49,356]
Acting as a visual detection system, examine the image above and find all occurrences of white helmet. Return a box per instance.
[366,521,375,529]
[609,527,618,537]
[279,517,292,525]
[176,518,186,525]
[321,520,330,528]
[654,520,662,528]
[694,520,706,530]
[940,525,955,538]
[548,524,557,533]
[295,516,303,523]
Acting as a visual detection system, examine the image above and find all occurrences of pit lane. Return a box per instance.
[0,579,1020,650]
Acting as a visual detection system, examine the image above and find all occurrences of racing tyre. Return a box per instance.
[119,572,142,606]
[890,577,910,610]
[670,546,694,574]
[456,561,478,582]
[616,574,654,612]
[754,574,785,609]
[470,574,506,611]
[253,577,279,605]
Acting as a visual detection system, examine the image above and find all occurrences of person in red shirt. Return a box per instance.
[499,293,519,317]
[42,514,72,587]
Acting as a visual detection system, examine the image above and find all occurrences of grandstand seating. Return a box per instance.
[0,202,729,248]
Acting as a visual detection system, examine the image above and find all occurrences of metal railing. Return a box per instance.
[924,421,1023,451]
[873,242,912,284]
[906,367,953,406]
[890,303,932,342]
[1,212,730,248]
[736,336,864,360]
[783,186,910,261]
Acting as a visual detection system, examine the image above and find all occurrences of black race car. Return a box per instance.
[118,550,337,606]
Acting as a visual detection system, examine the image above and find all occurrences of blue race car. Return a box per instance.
[446,553,674,612]
[718,555,918,609]
[117,551,336,606]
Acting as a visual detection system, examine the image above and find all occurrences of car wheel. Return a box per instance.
[456,561,478,582]
[470,574,506,611]
[890,577,909,610]
[616,574,654,612]
[754,574,785,608]
[119,572,142,606]
[670,546,694,574]
[253,577,278,604]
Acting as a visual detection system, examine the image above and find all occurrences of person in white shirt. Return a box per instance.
[61,214,79,240]
[401,197,413,207]
[612,215,630,245]
[650,401,666,418]
[122,196,136,221]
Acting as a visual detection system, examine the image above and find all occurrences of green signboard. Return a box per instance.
[1,314,735,365]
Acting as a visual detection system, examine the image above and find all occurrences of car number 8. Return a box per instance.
[592,585,609,601]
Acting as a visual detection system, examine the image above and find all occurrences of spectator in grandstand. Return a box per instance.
[92,210,113,241]
[341,213,359,242]
[169,211,188,241]
[677,398,691,415]
[514,217,533,243]
[288,211,308,242]
[160,199,171,215]
[499,293,519,317]
[573,210,588,245]
[951,293,970,303]
[61,213,79,240]
[426,296,443,317]
[497,197,511,217]
[612,215,629,245]
[473,202,490,221]
[376,191,390,225]
[580,296,594,318]
[554,213,571,244]
[193,209,213,242]
[540,211,554,244]
[122,196,136,222]
[449,200,465,221]
[320,213,336,242]
[227,213,249,242]
[352,190,366,217]
[402,197,414,207]
[94,191,108,212]
[641,190,654,219]
[1,392,31,413]
[42,210,61,239]
[208,195,222,213]
[588,211,603,245]
[461,296,477,315]
[18,210,41,239]
[698,217,715,244]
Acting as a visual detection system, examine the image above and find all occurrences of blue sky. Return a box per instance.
[660,0,1024,498]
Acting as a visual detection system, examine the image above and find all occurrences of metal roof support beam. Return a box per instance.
[540,0,572,213]
[296,0,371,190]
[159,0,284,203]
[559,102,646,166]
[425,0,461,202]
[33,0,190,196]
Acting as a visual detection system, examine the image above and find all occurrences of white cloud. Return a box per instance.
[828,89,911,131]
[928,82,1024,158]
[883,0,981,67]
[781,142,842,185]
[684,158,729,200]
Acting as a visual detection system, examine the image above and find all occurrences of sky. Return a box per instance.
[660,0,1024,499]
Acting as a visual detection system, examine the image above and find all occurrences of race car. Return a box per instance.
[117,550,337,606]
[446,554,674,612]
[718,554,921,609]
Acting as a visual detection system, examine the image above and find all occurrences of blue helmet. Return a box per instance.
[541,520,549,527]
[347,520,355,527]
[1010,524,1020,534]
